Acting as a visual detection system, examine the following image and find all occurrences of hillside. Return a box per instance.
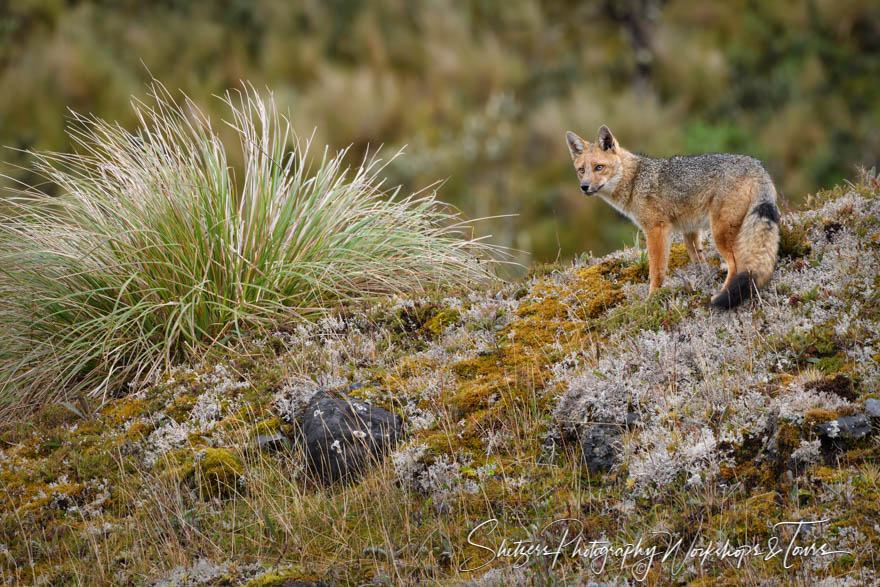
[1,171,879,585]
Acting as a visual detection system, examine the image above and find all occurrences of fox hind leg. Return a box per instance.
[710,217,740,290]
[708,179,778,309]
[684,231,705,265]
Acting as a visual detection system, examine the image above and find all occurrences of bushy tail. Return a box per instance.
[710,182,780,310]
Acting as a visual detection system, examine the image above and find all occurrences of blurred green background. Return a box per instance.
[1,0,878,270]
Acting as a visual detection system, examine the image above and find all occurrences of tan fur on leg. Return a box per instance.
[645,223,671,293]
[711,217,739,289]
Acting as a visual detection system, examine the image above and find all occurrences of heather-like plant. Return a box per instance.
[0,82,496,416]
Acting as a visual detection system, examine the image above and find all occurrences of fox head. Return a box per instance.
[565,126,622,196]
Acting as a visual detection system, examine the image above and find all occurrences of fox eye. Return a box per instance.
[594,164,604,171]
[577,167,585,174]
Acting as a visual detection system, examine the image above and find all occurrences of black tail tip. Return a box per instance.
[710,271,755,310]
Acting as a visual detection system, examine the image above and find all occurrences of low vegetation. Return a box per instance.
[1,167,878,584]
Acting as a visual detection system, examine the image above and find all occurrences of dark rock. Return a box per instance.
[255,433,293,454]
[301,392,402,485]
[817,414,871,440]
[865,399,880,419]
[579,424,619,475]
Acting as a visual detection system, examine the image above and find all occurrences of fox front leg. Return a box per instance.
[645,223,671,294]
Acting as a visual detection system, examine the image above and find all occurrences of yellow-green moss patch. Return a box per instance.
[245,565,317,587]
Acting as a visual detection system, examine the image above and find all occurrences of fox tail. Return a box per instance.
[710,182,780,310]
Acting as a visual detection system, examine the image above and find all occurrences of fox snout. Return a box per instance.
[580,183,599,195]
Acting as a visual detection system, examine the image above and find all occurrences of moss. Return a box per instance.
[161,447,244,498]
[252,417,282,436]
[246,566,317,587]
[167,394,198,422]
[839,444,880,466]
[423,308,460,337]
[517,259,624,322]
[427,248,697,469]
[37,436,64,456]
[447,383,497,414]
[517,245,691,326]
[452,353,494,379]
[194,448,243,498]
[815,354,850,375]
[804,409,838,424]
[719,492,781,541]
[779,222,812,258]
[775,422,803,455]
[0,421,30,445]
[217,407,248,431]
[526,260,566,280]
[101,398,148,427]
[388,302,439,336]
[721,432,784,490]
[119,419,153,442]
[604,285,694,336]
[33,402,85,429]
[3,176,878,584]
[781,326,850,375]
[810,466,840,483]
[18,482,90,522]
[70,449,116,481]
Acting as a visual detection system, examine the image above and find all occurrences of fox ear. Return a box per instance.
[597,125,618,152]
[565,131,586,158]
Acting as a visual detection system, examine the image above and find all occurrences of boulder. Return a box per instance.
[301,392,402,485]
[817,414,871,440]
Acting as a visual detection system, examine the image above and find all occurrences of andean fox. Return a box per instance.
[565,125,780,309]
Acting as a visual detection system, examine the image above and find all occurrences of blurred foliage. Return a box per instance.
[1,0,878,271]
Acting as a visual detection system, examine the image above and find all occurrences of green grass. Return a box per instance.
[0,81,497,418]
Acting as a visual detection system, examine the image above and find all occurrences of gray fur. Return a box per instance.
[630,153,769,203]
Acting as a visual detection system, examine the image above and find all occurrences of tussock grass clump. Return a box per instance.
[0,82,496,417]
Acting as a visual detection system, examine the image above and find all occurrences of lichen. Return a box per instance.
[2,174,879,584]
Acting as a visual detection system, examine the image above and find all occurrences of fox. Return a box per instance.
[565,125,780,309]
